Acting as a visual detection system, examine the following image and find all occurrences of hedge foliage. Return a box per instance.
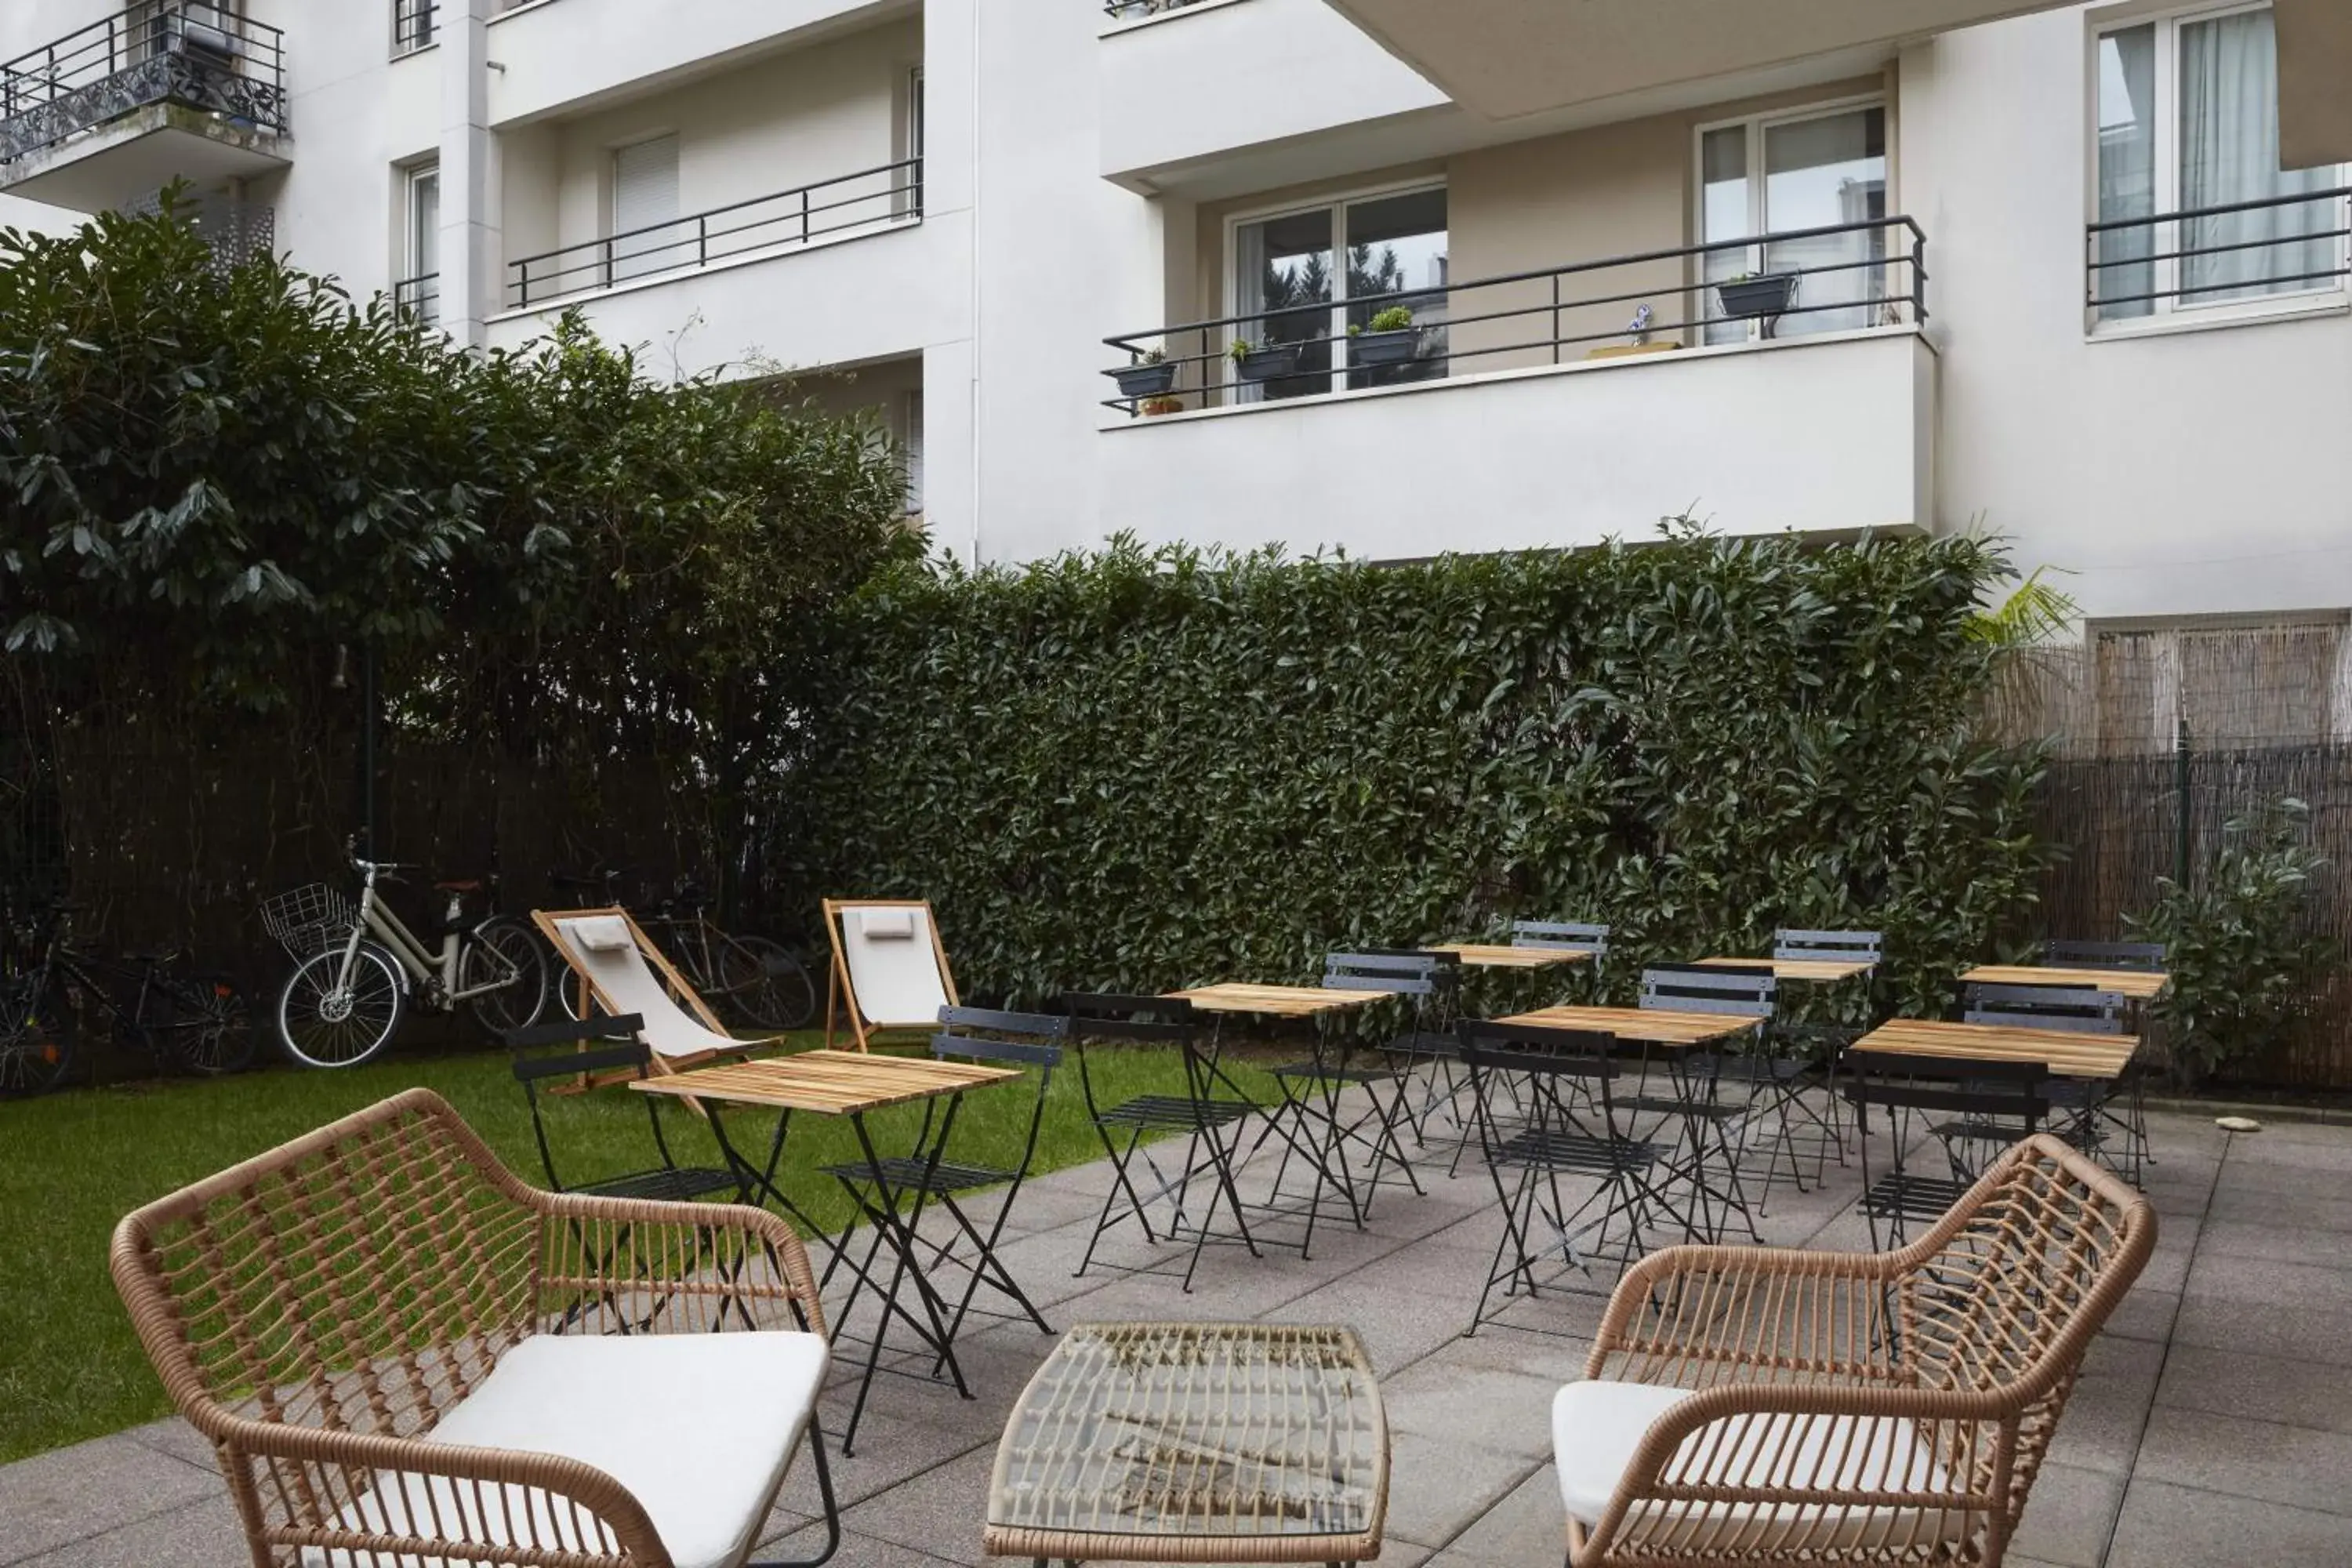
[791,528,2049,1018]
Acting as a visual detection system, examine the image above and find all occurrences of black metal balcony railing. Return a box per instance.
[1103,0,1214,18]
[2085,185,2351,319]
[505,158,921,310]
[394,272,441,325]
[1102,216,1926,416]
[0,2,286,165]
[394,0,437,56]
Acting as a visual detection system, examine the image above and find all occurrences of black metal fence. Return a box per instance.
[505,158,923,309]
[393,0,437,56]
[1101,216,1926,416]
[2086,185,2351,318]
[1102,0,1213,18]
[394,271,441,325]
[0,2,286,164]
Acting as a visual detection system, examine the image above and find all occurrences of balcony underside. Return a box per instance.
[1,100,286,211]
[1100,327,1936,559]
[1322,0,2351,164]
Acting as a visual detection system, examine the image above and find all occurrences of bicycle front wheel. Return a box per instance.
[712,935,817,1032]
[146,971,257,1076]
[464,916,548,1036]
[276,943,405,1069]
[0,979,74,1096]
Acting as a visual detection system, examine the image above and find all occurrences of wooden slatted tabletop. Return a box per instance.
[1170,982,1399,1018]
[631,1050,1020,1116]
[1959,964,2169,1000]
[1426,943,1593,970]
[1694,955,1877,982]
[1852,1019,2140,1080]
[1494,1004,1762,1047]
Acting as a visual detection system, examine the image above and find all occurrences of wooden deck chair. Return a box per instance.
[532,907,770,1091]
[821,898,959,1051]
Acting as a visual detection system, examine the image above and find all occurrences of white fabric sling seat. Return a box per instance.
[309,1330,828,1568]
[545,913,743,1061]
[1553,1378,1962,1554]
[822,899,959,1049]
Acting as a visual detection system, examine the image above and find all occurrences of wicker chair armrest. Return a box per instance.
[528,1190,827,1339]
[205,1411,671,1567]
[1588,1243,1907,1385]
[1581,1381,2003,1562]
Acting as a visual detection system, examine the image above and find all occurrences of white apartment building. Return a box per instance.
[3,0,2350,713]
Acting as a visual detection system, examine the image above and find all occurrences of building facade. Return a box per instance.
[3,0,2350,724]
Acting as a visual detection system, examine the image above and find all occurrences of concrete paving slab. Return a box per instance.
[2154,1343,2352,1436]
[9,1491,250,1568]
[2106,1478,2352,1568]
[2009,1462,2129,1567]
[0,1433,224,1566]
[2132,1406,2352,1517]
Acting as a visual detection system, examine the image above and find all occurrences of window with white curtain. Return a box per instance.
[2092,2,2346,325]
[1696,100,1888,345]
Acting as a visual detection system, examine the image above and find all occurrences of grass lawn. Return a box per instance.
[0,1033,1235,1464]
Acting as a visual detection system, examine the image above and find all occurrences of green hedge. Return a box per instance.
[789,528,2048,1018]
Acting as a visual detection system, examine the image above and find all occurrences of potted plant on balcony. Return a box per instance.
[1111,347,1178,401]
[1229,336,1303,383]
[1347,305,1421,367]
[1717,271,1798,326]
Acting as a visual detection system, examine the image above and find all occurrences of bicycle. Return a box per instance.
[546,868,816,1031]
[0,899,254,1096]
[262,851,548,1069]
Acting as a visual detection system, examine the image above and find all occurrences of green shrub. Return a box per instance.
[2129,798,2335,1086]
[789,527,2049,1014]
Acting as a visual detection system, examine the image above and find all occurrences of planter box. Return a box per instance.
[1233,343,1304,383]
[1348,328,1418,367]
[1718,274,1798,321]
[1112,361,1178,399]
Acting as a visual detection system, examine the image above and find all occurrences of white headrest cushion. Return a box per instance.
[565,915,636,952]
[858,909,917,941]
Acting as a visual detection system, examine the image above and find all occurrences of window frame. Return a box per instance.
[1219,175,1449,394]
[2084,0,2349,336]
[1689,92,1891,346]
[401,160,440,323]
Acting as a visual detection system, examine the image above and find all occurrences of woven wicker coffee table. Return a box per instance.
[983,1322,1388,1565]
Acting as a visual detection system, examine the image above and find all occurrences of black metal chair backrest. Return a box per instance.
[1058,991,1197,1047]
[1774,927,1883,961]
[505,1013,658,1192]
[1963,984,2126,1035]
[1511,919,1610,959]
[2045,938,2167,972]
[1639,964,1777,1018]
[1838,1048,2051,1122]
[1322,949,1445,996]
[1455,1018,1621,1082]
[931,1005,1069,1176]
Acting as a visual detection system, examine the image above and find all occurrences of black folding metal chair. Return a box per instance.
[1965,981,2140,1184]
[1625,964,1776,1243]
[1062,991,1258,1291]
[506,1012,745,1203]
[1460,1019,1663,1334]
[2046,938,2167,971]
[1740,927,1884,1202]
[1511,919,1610,964]
[1840,1048,2050,1250]
[821,1006,1065,1361]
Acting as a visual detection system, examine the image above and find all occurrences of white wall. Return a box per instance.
[1902,5,2352,620]
[1097,328,1936,557]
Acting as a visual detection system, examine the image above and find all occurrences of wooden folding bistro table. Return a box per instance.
[1425,942,1593,971]
[1849,1017,2141,1080]
[1695,954,1877,984]
[635,1050,1021,1452]
[1958,964,2170,1002]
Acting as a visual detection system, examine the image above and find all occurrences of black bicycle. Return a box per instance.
[546,868,818,1031]
[0,900,255,1096]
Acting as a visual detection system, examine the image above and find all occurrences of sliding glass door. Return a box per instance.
[1699,103,1887,344]
[1232,186,1448,401]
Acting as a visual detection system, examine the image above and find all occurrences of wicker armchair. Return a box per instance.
[1555,1132,2154,1566]
[110,1088,838,1568]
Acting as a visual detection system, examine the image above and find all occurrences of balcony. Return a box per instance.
[505,158,920,310]
[1098,218,1934,557]
[1098,0,1448,194]
[0,2,287,212]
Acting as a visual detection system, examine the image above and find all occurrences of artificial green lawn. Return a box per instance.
[0,1033,1229,1464]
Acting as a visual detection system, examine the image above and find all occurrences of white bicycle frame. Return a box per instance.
[332,859,520,1003]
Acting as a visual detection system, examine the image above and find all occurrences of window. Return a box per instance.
[897,67,925,217]
[610,134,681,285]
[393,0,436,55]
[2092,3,2346,325]
[1697,100,1888,345]
[403,163,439,324]
[1228,184,1448,401]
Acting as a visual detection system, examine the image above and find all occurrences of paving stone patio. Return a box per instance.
[8,1104,2351,1567]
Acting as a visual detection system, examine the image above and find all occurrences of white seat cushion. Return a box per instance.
[307,1330,826,1568]
[1552,1377,1962,1552]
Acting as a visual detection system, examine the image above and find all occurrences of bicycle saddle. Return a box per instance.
[434,878,485,895]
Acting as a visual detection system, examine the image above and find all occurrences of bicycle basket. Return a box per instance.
[259,882,357,959]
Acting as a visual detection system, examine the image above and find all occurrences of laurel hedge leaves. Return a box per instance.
[790,528,2049,1019]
